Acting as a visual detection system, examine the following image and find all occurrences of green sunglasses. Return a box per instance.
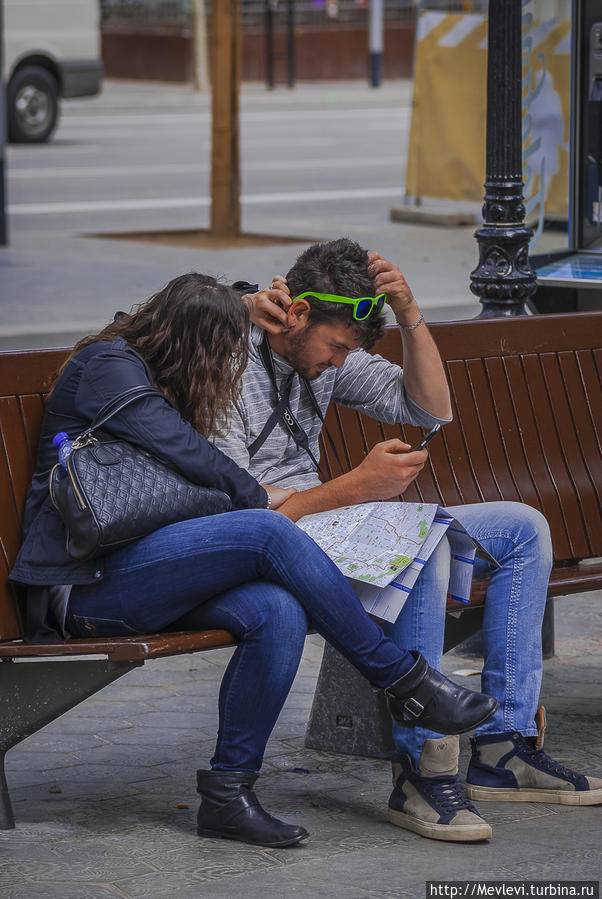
[293,291,386,321]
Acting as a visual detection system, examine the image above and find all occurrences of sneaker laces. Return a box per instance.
[515,735,579,781]
[420,775,477,814]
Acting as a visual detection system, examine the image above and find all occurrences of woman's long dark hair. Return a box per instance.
[56,274,250,436]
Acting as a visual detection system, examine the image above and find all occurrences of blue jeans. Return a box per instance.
[384,502,553,766]
[68,509,414,771]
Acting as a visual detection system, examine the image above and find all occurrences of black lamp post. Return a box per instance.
[470,0,537,316]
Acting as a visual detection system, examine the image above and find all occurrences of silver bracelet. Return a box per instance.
[399,309,424,331]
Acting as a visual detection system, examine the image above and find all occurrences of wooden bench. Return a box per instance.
[1,312,601,825]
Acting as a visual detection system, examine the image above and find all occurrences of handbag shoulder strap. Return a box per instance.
[77,385,168,442]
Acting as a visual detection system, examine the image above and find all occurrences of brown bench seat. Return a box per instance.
[0,629,236,661]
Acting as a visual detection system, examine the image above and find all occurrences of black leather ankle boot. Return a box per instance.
[196,769,309,848]
[385,652,499,735]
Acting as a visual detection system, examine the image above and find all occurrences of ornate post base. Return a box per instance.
[470,221,537,317]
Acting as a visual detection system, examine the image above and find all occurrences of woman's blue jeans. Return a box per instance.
[68,509,415,772]
[384,501,554,766]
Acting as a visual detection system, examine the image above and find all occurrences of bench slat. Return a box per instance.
[0,349,68,396]
[0,628,237,661]
[18,394,46,470]
[446,560,602,610]
[0,396,34,533]
[539,352,600,554]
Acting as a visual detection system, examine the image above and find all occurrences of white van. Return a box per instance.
[3,0,103,142]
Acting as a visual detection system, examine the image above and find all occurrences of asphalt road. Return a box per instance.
[6,79,414,238]
[1,79,506,346]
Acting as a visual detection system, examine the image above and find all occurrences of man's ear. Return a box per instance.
[287,298,311,329]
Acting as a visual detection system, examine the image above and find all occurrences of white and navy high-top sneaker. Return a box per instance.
[466,710,602,806]
[388,736,492,842]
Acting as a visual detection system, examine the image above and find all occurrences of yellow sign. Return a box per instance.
[405,7,571,232]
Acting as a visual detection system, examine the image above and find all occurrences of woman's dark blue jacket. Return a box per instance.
[10,338,268,637]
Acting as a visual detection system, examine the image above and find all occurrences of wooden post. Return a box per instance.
[210,0,241,238]
[192,0,209,93]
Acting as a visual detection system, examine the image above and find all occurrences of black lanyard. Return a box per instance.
[248,334,343,473]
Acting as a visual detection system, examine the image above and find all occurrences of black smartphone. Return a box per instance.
[410,424,442,452]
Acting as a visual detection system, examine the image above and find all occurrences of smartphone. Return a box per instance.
[410,424,442,452]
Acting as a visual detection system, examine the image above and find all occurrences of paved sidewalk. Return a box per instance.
[1,592,600,898]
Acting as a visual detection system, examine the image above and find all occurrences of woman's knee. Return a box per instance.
[240,582,309,643]
[243,508,298,535]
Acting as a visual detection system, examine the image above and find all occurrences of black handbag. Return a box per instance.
[49,385,232,561]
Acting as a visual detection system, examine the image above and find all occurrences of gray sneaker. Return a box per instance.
[466,729,602,806]
[388,736,492,842]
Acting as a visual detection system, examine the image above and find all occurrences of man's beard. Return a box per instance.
[285,328,321,380]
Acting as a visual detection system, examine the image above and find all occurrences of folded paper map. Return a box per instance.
[297,502,497,623]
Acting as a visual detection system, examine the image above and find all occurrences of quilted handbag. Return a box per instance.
[49,384,232,561]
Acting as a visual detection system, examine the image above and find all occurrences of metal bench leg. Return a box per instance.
[0,657,141,829]
[541,599,555,659]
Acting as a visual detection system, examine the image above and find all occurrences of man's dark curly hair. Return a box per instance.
[285,238,385,349]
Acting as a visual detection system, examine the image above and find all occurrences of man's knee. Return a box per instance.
[504,502,553,561]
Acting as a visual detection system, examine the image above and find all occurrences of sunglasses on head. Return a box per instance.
[293,291,386,321]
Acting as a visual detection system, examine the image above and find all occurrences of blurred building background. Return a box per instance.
[94,0,572,241]
[99,0,474,82]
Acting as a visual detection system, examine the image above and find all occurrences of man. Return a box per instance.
[218,238,602,842]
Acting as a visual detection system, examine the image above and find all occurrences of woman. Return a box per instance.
[10,273,497,848]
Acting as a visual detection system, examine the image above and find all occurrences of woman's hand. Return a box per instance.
[242,276,292,334]
[262,483,297,510]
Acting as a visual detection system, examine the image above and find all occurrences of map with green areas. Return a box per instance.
[297,501,438,588]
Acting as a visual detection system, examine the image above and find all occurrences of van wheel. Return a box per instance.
[7,65,59,143]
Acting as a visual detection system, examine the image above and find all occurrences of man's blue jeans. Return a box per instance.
[384,501,553,766]
[68,509,415,772]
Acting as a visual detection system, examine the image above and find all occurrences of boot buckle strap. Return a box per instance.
[403,697,425,718]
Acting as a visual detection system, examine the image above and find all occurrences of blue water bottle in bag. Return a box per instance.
[52,432,74,469]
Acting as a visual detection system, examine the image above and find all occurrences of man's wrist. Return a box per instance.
[339,470,368,505]
[392,298,421,327]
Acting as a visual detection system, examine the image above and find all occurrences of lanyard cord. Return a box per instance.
[249,333,343,473]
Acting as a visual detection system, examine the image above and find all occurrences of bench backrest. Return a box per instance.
[318,311,602,568]
[0,349,68,639]
[1,313,600,640]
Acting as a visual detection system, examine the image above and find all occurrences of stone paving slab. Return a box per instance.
[1,593,600,897]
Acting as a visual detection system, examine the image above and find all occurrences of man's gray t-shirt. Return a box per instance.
[213,326,448,490]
